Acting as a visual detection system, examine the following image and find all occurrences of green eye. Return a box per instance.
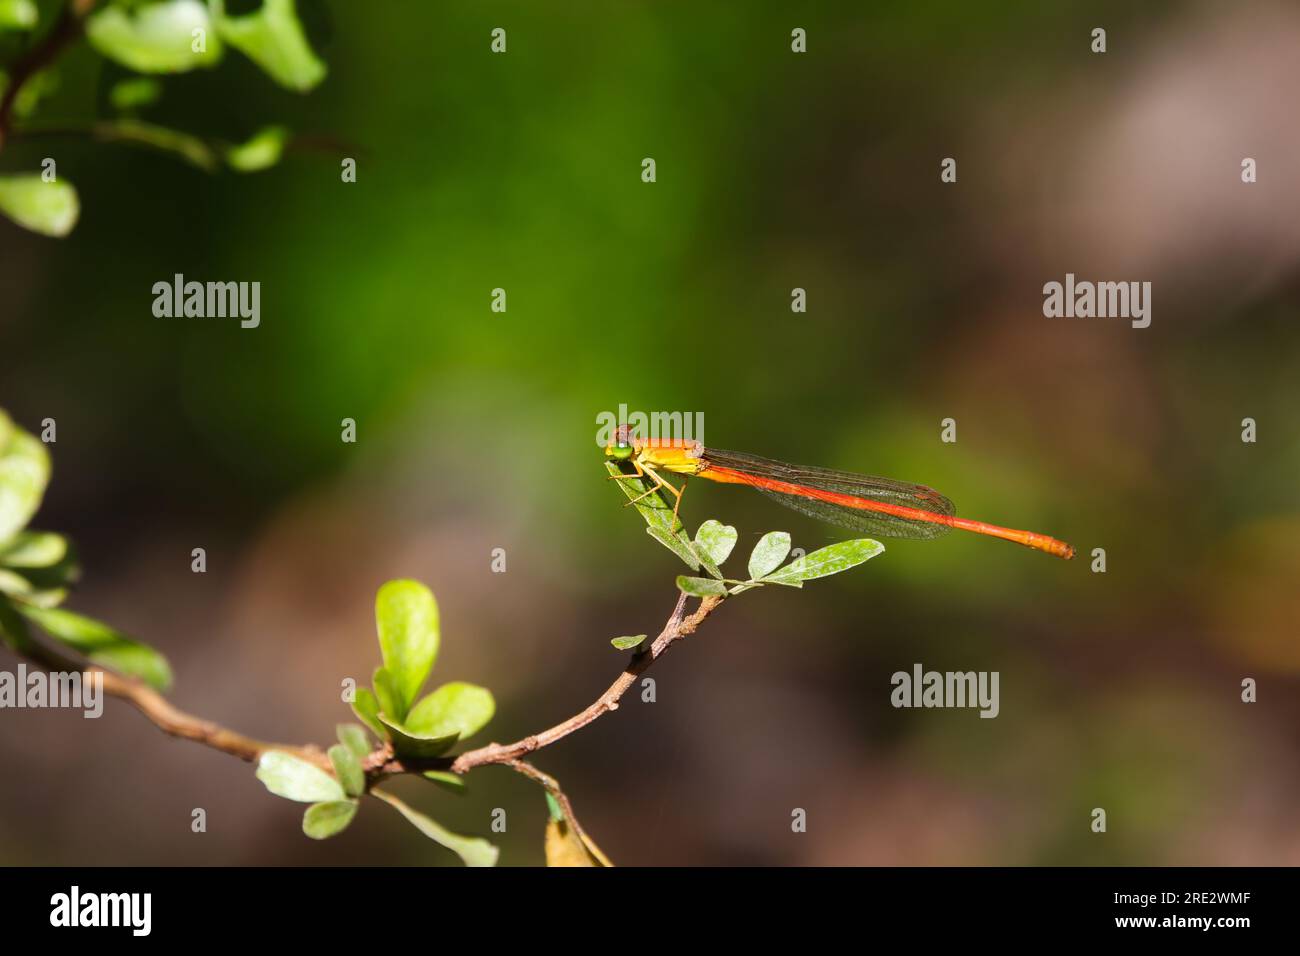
[608,442,634,461]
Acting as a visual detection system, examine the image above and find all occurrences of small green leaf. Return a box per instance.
[302,799,358,839]
[610,634,647,651]
[336,723,370,761]
[405,682,495,743]
[225,125,289,172]
[694,520,738,566]
[0,531,67,568]
[328,743,364,797]
[0,174,79,238]
[374,580,439,719]
[11,68,58,120]
[372,666,402,723]
[0,567,67,607]
[748,531,791,580]
[762,538,885,585]
[0,0,37,30]
[0,569,32,598]
[0,411,50,542]
[608,462,721,577]
[5,539,78,594]
[94,119,219,171]
[15,586,69,607]
[16,605,172,690]
[372,789,498,867]
[377,715,459,759]
[423,770,467,795]
[256,751,345,803]
[0,599,35,654]
[676,575,728,597]
[109,76,162,111]
[215,0,326,92]
[351,686,385,740]
[0,415,50,539]
[544,791,564,822]
[86,0,223,74]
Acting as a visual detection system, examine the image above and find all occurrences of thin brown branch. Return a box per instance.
[6,582,726,863]
[364,591,724,778]
[0,0,100,151]
[6,587,726,789]
[10,631,328,768]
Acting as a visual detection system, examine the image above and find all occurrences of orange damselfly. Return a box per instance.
[604,426,1075,560]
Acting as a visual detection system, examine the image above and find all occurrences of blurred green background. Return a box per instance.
[2,0,1299,865]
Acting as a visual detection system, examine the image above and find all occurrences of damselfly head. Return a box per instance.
[604,424,637,460]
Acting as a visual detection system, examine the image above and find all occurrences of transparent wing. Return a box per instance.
[703,448,956,540]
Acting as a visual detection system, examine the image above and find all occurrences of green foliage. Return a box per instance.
[336,723,370,761]
[16,605,173,690]
[610,633,647,651]
[693,519,738,566]
[0,175,78,238]
[327,743,364,797]
[0,599,34,655]
[376,714,458,759]
[256,751,346,803]
[0,531,67,567]
[86,0,223,74]
[374,579,439,718]
[348,580,494,762]
[257,751,360,840]
[225,125,290,172]
[0,410,171,687]
[404,681,495,742]
[727,537,884,594]
[371,789,498,867]
[252,576,501,855]
[302,799,358,839]
[8,67,58,120]
[604,462,721,577]
[99,119,220,171]
[252,577,502,858]
[370,665,401,724]
[0,0,37,31]
[350,685,384,739]
[213,0,327,92]
[675,576,728,597]
[422,770,466,794]
[373,679,494,758]
[83,0,326,90]
[747,531,792,579]
[761,539,886,586]
[0,411,49,541]
[108,76,162,111]
[0,0,328,236]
